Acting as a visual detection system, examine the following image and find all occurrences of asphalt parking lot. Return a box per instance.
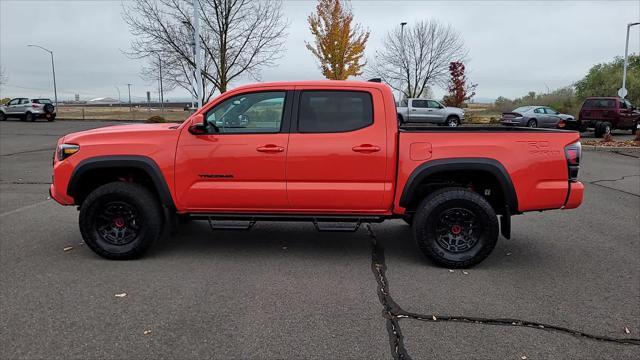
[1,120,639,359]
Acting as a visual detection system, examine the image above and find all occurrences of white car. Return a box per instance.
[0,98,56,122]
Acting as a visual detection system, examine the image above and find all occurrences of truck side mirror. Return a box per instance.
[188,114,207,135]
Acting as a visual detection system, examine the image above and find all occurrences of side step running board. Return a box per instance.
[312,220,362,232]
[192,213,386,232]
[208,218,256,231]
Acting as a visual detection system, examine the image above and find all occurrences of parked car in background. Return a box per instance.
[572,97,639,137]
[500,106,574,129]
[397,98,465,127]
[0,98,56,122]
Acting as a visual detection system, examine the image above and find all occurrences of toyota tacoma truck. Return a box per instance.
[50,80,584,268]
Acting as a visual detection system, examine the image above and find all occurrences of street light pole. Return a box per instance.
[193,0,203,108]
[127,83,132,112]
[27,44,58,107]
[400,22,407,102]
[620,22,640,99]
[151,52,164,113]
[115,86,121,104]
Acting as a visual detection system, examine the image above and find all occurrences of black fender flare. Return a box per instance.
[399,157,518,212]
[67,155,176,211]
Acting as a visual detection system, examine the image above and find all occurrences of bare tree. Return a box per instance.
[369,20,467,99]
[123,0,288,103]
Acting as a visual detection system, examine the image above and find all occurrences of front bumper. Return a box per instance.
[563,181,584,209]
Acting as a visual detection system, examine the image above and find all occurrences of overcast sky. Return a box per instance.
[1,0,638,102]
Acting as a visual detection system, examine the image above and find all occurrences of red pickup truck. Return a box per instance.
[50,80,584,268]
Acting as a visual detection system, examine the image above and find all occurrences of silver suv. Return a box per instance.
[0,98,56,122]
[397,98,465,126]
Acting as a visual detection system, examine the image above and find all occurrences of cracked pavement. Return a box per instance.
[1,121,639,359]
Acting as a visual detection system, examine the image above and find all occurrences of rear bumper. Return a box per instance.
[563,181,584,209]
[500,119,524,126]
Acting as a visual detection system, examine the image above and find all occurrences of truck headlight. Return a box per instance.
[57,144,80,161]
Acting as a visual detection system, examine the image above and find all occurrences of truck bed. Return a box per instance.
[395,126,581,213]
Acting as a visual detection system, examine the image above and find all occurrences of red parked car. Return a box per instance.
[576,97,639,137]
[50,80,584,268]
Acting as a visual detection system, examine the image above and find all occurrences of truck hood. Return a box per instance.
[63,122,180,143]
[445,106,464,113]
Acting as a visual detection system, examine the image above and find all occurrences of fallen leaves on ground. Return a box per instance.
[63,246,73,252]
[624,326,631,334]
[582,139,640,148]
[143,329,152,335]
[114,293,127,298]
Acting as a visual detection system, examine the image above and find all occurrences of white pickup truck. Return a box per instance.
[397,98,465,127]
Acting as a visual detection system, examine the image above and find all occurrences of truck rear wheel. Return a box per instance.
[413,187,498,268]
[79,182,163,260]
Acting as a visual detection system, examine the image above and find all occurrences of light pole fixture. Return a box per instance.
[620,22,640,99]
[27,44,58,107]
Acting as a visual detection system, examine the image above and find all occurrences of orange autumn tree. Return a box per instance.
[306,0,369,80]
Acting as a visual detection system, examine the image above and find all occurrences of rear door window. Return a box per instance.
[298,91,373,133]
[411,99,427,108]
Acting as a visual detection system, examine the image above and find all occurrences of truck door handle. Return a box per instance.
[256,144,284,153]
[352,144,381,153]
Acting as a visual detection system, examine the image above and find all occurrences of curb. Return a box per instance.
[582,145,640,153]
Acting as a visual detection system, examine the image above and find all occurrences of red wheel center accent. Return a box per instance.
[113,218,125,228]
[451,225,462,235]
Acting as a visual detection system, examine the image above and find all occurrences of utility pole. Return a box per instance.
[127,83,132,112]
[399,22,407,102]
[115,86,121,104]
[194,0,202,108]
[27,44,58,107]
[620,22,640,99]
[152,52,164,113]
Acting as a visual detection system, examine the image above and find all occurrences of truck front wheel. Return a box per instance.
[79,182,164,260]
[413,187,498,268]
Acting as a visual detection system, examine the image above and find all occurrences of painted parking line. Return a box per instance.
[0,199,52,218]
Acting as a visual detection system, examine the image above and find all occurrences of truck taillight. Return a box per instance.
[564,141,581,181]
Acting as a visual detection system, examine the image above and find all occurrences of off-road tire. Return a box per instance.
[595,122,611,138]
[413,187,499,268]
[527,119,537,128]
[79,182,163,260]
